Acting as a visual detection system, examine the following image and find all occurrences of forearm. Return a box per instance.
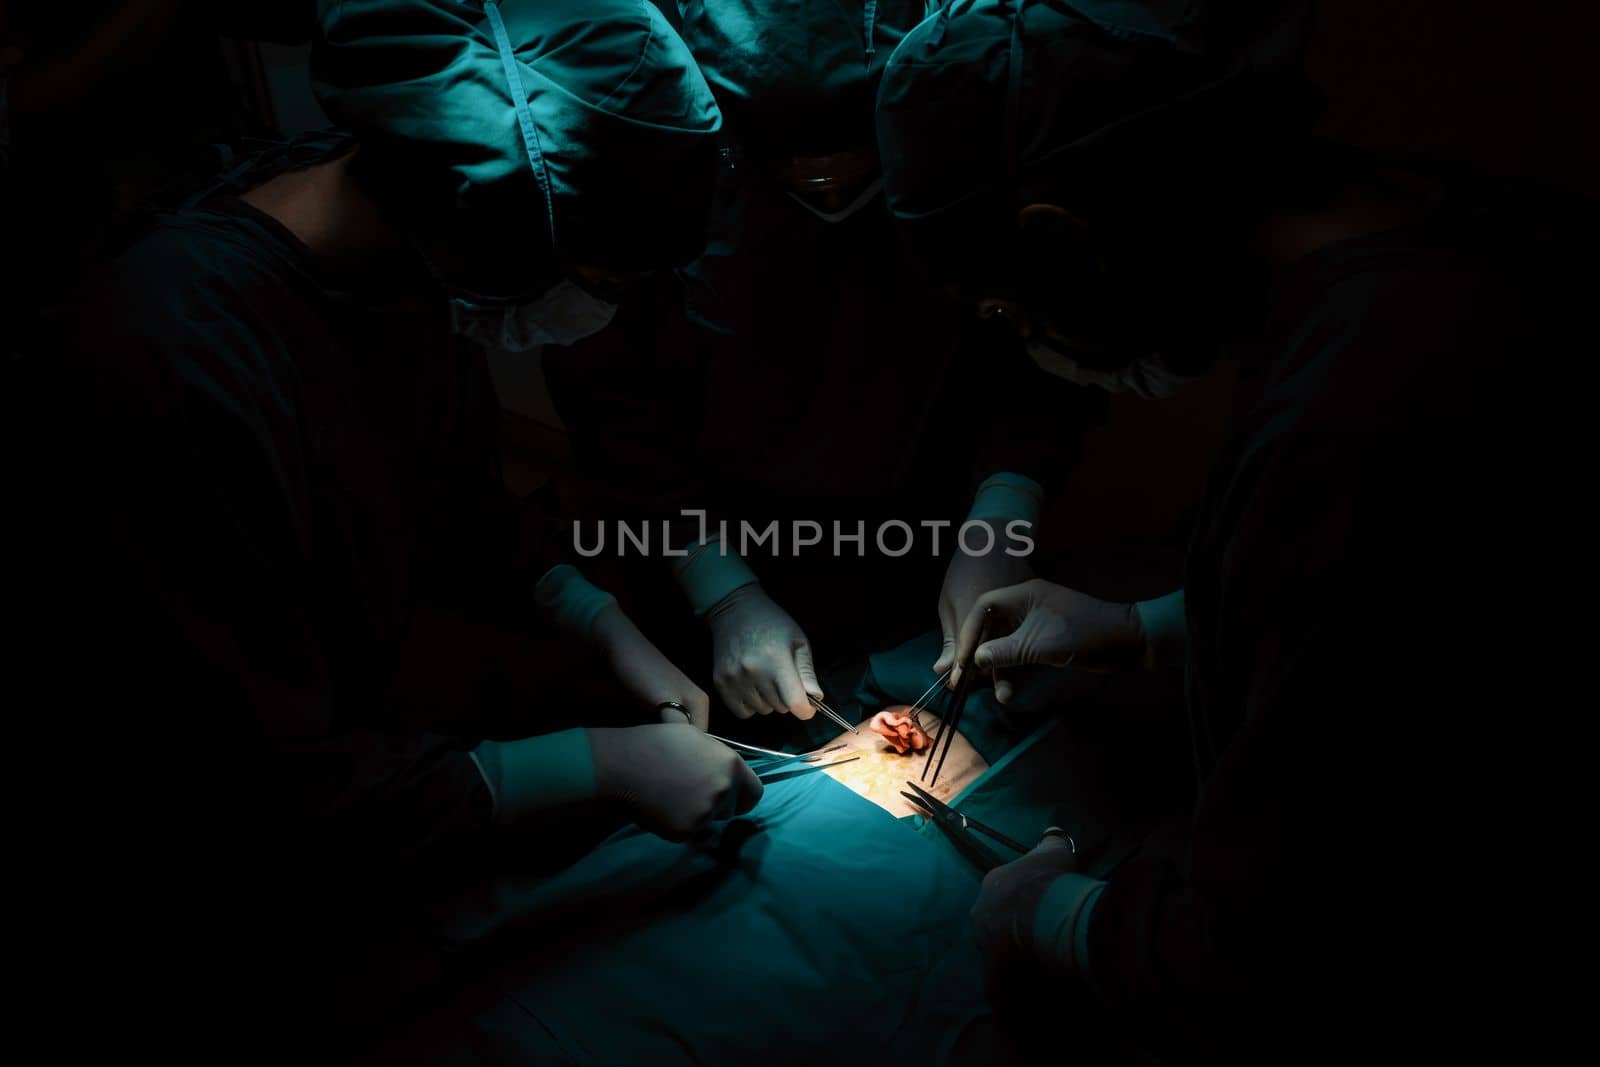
[1077,856,1219,1058]
[1032,872,1110,978]
[968,471,1045,527]
[469,728,597,824]
[534,562,619,639]
[671,533,759,615]
[430,473,568,630]
[274,730,498,867]
[1014,855,1212,1060]
[1134,590,1188,671]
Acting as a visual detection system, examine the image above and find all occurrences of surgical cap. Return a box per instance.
[676,1,933,157]
[877,0,1314,252]
[312,0,722,296]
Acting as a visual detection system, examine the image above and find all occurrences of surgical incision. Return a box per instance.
[869,708,931,755]
[820,705,983,816]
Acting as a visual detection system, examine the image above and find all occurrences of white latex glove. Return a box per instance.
[935,524,1035,703]
[589,602,711,730]
[952,579,1145,689]
[588,722,763,841]
[705,584,821,720]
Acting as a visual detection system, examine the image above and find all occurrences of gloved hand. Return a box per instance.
[972,830,1093,981]
[589,601,710,730]
[588,722,763,841]
[934,527,1035,702]
[936,474,1043,703]
[974,831,1111,1058]
[952,579,1145,693]
[705,583,821,720]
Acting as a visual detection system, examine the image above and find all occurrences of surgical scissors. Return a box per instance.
[900,781,1074,871]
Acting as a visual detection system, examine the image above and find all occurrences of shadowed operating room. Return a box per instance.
[4,1,1591,1064]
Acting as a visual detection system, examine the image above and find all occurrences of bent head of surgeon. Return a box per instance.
[677,0,929,222]
[306,0,723,347]
[876,0,1323,391]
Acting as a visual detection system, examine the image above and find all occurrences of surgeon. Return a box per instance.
[14,0,751,1051]
[878,0,1568,1060]
[545,0,1101,727]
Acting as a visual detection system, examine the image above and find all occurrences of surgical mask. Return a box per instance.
[449,278,619,351]
[1023,341,1198,400]
[785,177,886,224]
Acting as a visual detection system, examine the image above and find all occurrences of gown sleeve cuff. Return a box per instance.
[967,472,1044,527]
[1033,873,1108,976]
[1134,590,1188,672]
[534,563,618,640]
[469,729,597,825]
[672,536,758,616]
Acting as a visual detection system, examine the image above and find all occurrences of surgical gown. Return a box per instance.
[14,156,584,1052]
[1072,194,1570,1060]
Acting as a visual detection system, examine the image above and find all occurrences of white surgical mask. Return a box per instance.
[784,176,886,224]
[450,278,619,351]
[1024,342,1198,400]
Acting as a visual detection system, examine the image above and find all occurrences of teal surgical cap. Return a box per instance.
[877,0,1314,257]
[312,0,723,295]
[677,1,934,157]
